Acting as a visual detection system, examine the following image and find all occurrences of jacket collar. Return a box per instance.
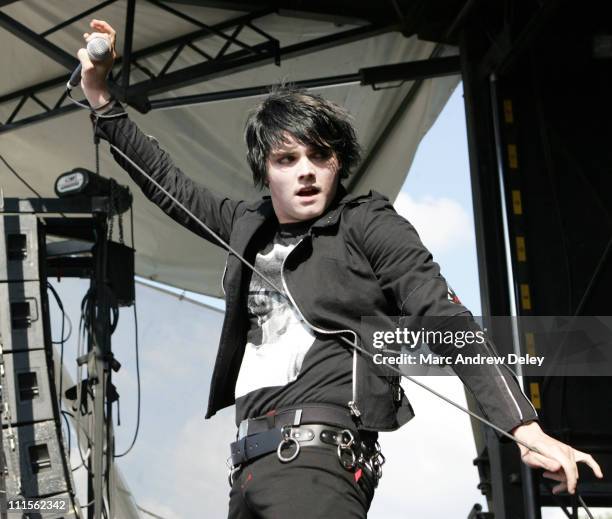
[310,184,352,229]
[310,184,375,229]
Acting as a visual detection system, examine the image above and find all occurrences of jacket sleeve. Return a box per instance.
[360,193,538,435]
[91,104,245,246]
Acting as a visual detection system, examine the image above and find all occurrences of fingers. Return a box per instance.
[540,450,604,498]
[575,450,604,479]
[521,449,562,473]
[552,482,568,495]
[90,19,116,39]
[542,470,565,482]
[538,443,577,494]
[540,466,569,495]
[90,19,116,49]
[542,469,569,495]
[77,48,94,70]
[522,445,578,493]
[520,434,604,496]
[83,31,112,45]
[558,453,578,494]
[82,25,116,64]
[83,20,117,59]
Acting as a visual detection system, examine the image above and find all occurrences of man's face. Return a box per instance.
[266,133,340,224]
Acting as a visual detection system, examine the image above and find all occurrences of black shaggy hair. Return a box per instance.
[244,86,361,189]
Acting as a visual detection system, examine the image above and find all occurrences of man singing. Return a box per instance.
[78,19,602,518]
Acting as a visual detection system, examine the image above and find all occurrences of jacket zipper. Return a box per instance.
[280,237,362,419]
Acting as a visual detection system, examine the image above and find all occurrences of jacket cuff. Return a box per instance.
[90,102,128,141]
[499,414,539,441]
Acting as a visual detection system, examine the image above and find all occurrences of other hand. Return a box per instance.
[513,421,603,494]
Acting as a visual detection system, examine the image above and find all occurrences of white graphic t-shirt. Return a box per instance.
[234,220,353,425]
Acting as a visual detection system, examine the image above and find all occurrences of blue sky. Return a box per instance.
[395,84,480,315]
[47,84,575,519]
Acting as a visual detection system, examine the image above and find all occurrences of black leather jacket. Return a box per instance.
[93,106,538,433]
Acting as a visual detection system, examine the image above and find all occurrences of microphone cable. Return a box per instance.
[67,94,596,517]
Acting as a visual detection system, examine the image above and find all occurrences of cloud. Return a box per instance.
[129,410,236,518]
[171,413,236,508]
[393,192,473,254]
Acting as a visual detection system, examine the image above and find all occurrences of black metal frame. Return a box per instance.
[460,1,612,518]
[0,0,468,134]
[147,55,460,109]
[0,2,391,131]
[0,4,281,129]
[0,10,78,69]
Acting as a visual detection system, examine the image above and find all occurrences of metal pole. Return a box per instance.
[489,73,540,519]
[121,0,136,94]
[88,211,111,519]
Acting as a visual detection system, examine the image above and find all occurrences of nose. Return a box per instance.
[296,156,316,180]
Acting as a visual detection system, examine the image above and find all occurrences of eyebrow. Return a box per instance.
[270,142,329,155]
[269,147,298,155]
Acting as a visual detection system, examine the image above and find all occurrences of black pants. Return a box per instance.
[228,446,377,518]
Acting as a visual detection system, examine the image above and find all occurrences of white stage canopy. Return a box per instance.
[0,1,459,297]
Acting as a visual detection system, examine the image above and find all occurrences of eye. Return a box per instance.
[310,149,332,160]
[276,154,295,165]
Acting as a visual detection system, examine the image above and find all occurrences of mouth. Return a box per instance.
[296,186,321,197]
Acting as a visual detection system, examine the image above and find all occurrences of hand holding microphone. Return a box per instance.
[74,19,117,109]
[68,37,111,89]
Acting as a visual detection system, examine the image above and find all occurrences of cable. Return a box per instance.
[89,137,117,519]
[76,442,91,475]
[74,287,97,479]
[62,409,92,472]
[115,205,141,458]
[60,409,89,476]
[61,409,72,462]
[102,444,115,518]
[75,299,87,475]
[0,154,67,218]
[112,137,596,512]
[0,153,45,199]
[136,505,169,519]
[67,92,127,120]
[577,496,594,519]
[51,301,73,344]
[80,500,95,509]
[46,278,83,508]
[47,282,74,410]
[104,139,554,457]
[86,101,595,516]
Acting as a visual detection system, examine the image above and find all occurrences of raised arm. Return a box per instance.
[78,19,245,245]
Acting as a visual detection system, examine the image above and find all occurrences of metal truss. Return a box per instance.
[0,0,399,134]
[476,0,561,79]
[148,55,461,110]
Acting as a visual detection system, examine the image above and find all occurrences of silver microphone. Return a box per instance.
[67,37,112,90]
